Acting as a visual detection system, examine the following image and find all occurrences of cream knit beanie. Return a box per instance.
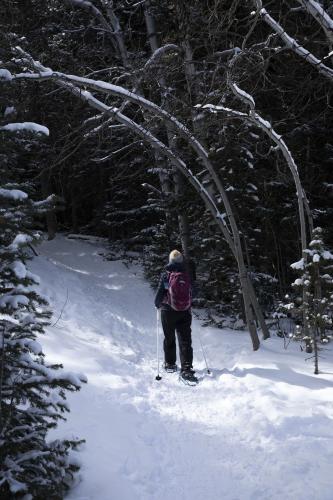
[169,249,183,263]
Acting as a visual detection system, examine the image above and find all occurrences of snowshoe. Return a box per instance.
[164,363,177,373]
[180,370,198,386]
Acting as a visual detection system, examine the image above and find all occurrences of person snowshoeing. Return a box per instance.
[154,250,198,384]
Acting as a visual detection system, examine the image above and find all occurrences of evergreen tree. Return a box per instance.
[285,227,333,373]
[0,125,86,498]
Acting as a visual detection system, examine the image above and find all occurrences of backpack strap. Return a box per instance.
[163,271,170,289]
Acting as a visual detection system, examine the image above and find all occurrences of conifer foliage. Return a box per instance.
[0,143,87,498]
[285,228,333,373]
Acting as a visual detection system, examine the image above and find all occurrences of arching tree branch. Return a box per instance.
[254,0,333,82]
[6,49,267,348]
[296,0,333,45]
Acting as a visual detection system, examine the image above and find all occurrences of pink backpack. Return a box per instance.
[167,271,192,311]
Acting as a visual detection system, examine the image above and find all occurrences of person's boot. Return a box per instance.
[164,362,177,373]
[180,368,198,385]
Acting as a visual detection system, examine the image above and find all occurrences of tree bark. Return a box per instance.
[41,168,57,240]
[144,1,192,256]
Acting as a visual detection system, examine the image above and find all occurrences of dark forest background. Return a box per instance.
[1,0,333,325]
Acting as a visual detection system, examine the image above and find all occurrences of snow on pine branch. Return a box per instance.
[0,68,13,80]
[16,352,88,388]
[4,106,16,116]
[0,188,28,200]
[291,258,305,270]
[10,260,27,279]
[0,294,29,309]
[322,250,333,260]
[0,122,49,136]
[8,233,33,251]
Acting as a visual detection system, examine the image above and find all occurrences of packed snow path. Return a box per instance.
[30,236,333,500]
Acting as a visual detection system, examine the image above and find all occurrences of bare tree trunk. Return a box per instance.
[313,258,325,340]
[173,169,191,259]
[246,279,270,340]
[144,1,191,256]
[41,168,57,240]
[71,187,79,233]
[104,0,130,68]
[234,227,261,348]
[313,327,319,375]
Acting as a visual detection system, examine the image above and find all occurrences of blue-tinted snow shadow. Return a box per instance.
[203,364,333,389]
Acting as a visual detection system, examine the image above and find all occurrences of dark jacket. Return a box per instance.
[154,261,194,310]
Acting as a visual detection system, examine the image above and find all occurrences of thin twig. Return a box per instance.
[28,243,38,257]
[51,289,69,327]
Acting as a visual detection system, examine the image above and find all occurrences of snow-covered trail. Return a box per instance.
[30,236,333,500]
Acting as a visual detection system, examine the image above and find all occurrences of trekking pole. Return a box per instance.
[197,329,211,374]
[155,308,162,381]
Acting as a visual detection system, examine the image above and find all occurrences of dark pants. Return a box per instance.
[161,309,193,371]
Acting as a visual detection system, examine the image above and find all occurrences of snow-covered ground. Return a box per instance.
[29,235,333,500]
